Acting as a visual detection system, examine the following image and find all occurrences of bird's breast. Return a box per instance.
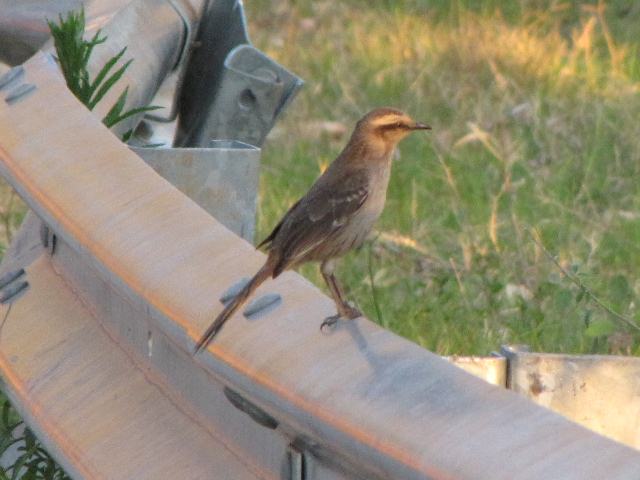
[336,163,392,253]
[364,161,393,214]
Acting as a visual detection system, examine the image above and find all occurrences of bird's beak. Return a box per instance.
[411,122,431,130]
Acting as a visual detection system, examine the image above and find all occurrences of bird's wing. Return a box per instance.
[256,198,301,250]
[271,171,369,276]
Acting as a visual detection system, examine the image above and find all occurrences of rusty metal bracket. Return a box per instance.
[501,344,640,450]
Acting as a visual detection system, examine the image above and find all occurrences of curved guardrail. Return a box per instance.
[1,54,640,480]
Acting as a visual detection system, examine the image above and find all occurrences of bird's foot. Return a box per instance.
[320,305,362,332]
[320,314,341,332]
[342,305,362,319]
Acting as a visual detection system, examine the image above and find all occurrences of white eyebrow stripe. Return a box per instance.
[370,115,403,126]
[370,115,411,127]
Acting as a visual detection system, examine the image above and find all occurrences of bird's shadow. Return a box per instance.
[327,318,401,376]
[325,318,440,410]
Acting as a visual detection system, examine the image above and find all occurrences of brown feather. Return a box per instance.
[194,107,430,353]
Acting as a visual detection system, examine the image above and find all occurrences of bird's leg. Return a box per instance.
[320,260,362,330]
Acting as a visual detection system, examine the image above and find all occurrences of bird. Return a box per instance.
[194,107,430,354]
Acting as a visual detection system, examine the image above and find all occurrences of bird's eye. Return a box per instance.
[395,122,402,128]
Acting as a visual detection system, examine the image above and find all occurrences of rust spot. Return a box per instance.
[528,373,545,396]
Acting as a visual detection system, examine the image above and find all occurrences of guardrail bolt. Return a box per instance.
[219,277,250,305]
[243,293,282,318]
[223,387,279,430]
[0,268,28,304]
[5,83,36,105]
[0,66,24,91]
[286,444,307,480]
[39,223,57,255]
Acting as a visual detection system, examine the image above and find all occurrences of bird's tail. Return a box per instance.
[193,263,272,354]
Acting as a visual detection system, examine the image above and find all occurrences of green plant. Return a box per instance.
[248,0,640,355]
[47,8,160,141]
[0,393,70,480]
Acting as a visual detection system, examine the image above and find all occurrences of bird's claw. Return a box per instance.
[320,306,362,333]
[320,314,340,332]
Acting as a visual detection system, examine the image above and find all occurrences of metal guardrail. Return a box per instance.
[0,0,304,248]
[173,0,303,147]
[447,347,640,451]
[132,141,261,241]
[1,52,640,480]
[0,0,303,146]
[501,345,640,450]
[0,0,203,137]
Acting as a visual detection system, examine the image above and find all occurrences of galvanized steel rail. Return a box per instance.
[1,54,640,480]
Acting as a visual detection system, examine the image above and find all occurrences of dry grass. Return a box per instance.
[0,1,638,356]
[1,2,640,475]
[247,0,640,355]
[0,183,25,249]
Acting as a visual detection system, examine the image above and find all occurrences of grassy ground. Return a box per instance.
[0,4,639,356]
[1,1,640,476]
[246,0,640,355]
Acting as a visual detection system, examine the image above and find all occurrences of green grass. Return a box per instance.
[246,0,640,355]
[2,1,640,476]
[0,395,70,480]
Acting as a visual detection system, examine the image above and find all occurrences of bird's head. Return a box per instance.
[356,107,431,148]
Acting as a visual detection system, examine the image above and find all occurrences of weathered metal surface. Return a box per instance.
[132,140,260,241]
[2,52,640,480]
[503,345,640,450]
[0,52,293,480]
[174,0,250,146]
[0,0,201,136]
[186,44,304,147]
[446,355,507,387]
[75,0,202,137]
[0,0,302,145]
[0,0,83,65]
[0,212,44,278]
[174,0,303,147]
[0,255,261,479]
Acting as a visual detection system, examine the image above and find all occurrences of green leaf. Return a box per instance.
[48,6,157,142]
[1,398,10,429]
[585,317,616,338]
[10,453,28,480]
[121,129,133,143]
[609,274,632,309]
[102,87,129,128]
[83,29,106,67]
[89,59,132,111]
[48,8,90,104]
[108,104,163,127]
[87,47,128,109]
[553,288,573,312]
